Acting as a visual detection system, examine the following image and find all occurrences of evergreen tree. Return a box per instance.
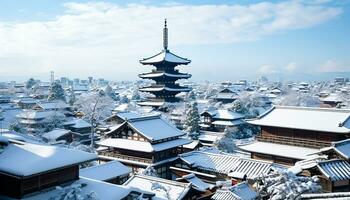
[184,102,200,139]
[48,82,66,101]
[26,78,36,89]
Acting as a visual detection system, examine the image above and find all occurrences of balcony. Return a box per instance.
[256,134,331,149]
[99,150,153,164]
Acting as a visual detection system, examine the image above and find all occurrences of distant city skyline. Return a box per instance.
[0,0,349,82]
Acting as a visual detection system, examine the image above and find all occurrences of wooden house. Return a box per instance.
[97,114,191,179]
[239,106,350,165]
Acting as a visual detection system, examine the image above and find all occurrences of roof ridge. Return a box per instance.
[127,114,161,122]
[275,105,350,113]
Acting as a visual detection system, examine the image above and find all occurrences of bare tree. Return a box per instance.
[74,92,114,147]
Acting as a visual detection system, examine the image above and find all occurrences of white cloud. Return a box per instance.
[0,1,343,80]
[319,60,349,72]
[285,62,298,72]
[259,65,276,75]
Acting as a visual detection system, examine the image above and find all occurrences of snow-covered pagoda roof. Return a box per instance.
[179,151,275,179]
[139,85,191,92]
[16,110,63,120]
[248,106,350,133]
[139,71,191,79]
[140,50,191,65]
[0,140,97,177]
[317,159,350,181]
[80,160,131,181]
[123,175,192,200]
[98,138,190,153]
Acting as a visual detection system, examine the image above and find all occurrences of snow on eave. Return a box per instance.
[139,50,191,65]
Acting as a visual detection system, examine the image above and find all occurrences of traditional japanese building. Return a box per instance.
[97,114,191,179]
[239,106,350,166]
[138,19,192,107]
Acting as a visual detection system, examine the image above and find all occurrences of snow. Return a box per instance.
[212,120,244,126]
[128,115,186,140]
[331,139,350,159]
[139,72,191,78]
[300,192,350,199]
[65,118,92,128]
[22,177,132,200]
[176,173,212,191]
[139,86,191,92]
[98,138,190,152]
[317,159,350,181]
[212,182,258,200]
[179,151,274,179]
[116,111,143,120]
[137,101,166,107]
[238,141,319,160]
[123,175,191,200]
[0,141,97,176]
[80,160,131,181]
[203,109,244,120]
[249,106,350,133]
[36,100,69,110]
[16,110,62,119]
[182,140,200,149]
[140,50,191,65]
[42,128,71,142]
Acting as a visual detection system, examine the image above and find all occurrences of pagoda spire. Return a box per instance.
[163,18,168,50]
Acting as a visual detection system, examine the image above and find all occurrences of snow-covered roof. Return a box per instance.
[176,173,213,191]
[16,110,63,119]
[179,151,274,179]
[80,160,131,181]
[116,111,143,120]
[22,177,132,200]
[238,141,319,160]
[65,118,92,129]
[300,192,350,200]
[139,86,191,92]
[123,175,191,200]
[139,72,191,79]
[0,141,97,177]
[212,120,244,126]
[317,159,350,181]
[42,128,72,142]
[202,109,244,120]
[98,138,191,153]
[320,93,344,103]
[248,106,350,133]
[127,115,186,141]
[212,182,258,200]
[140,50,191,65]
[36,100,69,110]
[137,101,166,107]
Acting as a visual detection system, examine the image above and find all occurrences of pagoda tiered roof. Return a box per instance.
[140,50,191,65]
[139,71,191,79]
[139,84,191,92]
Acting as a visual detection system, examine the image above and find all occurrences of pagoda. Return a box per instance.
[138,19,192,107]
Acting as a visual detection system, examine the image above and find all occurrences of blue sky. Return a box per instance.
[0,0,349,82]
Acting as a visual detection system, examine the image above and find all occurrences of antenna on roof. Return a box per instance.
[163,18,168,50]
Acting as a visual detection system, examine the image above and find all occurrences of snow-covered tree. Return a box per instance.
[120,95,130,103]
[48,82,66,101]
[49,183,99,200]
[26,78,36,89]
[184,102,200,140]
[74,92,114,146]
[131,89,141,101]
[138,166,158,177]
[69,142,98,168]
[151,182,170,199]
[276,92,320,107]
[255,171,321,200]
[214,127,237,153]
